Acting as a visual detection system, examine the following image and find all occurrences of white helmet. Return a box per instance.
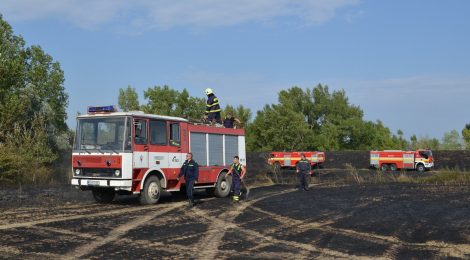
[205,88,213,95]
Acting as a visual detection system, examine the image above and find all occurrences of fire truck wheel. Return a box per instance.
[380,164,389,171]
[416,164,426,173]
[92,188,115,203]
[214,172,232,198]
[389,164,398,171]
[140,176,162,205]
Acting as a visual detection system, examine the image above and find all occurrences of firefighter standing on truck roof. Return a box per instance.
[296,153,312,191]
[177,153,199,207]
[205,88,222,124]
[228,156,246,202]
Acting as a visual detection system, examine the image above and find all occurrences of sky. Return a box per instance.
[1,0,469,139]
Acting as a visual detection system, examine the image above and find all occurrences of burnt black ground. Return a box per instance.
[1,182,470,259]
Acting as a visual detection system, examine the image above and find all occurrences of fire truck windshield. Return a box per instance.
[419,150,432,158]
[74,117,131,152]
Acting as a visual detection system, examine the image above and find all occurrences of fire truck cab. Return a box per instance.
[267,151,325,170]
[370,149,434,173]
[71,106,246,204]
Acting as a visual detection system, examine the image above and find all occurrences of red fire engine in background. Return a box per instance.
[370,150,434,172]
[268,151,325,170]
[71,106,246,204]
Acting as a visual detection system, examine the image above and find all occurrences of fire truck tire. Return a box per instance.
[380,164,389,171]
[416,164,426,173]
[139,176,162,205]
[92,188,115,203]
[389,164,398,171]
[214,172,232,198]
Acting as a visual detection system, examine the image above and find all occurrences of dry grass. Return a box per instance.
[417,169,470,185]
[345,163,363,184]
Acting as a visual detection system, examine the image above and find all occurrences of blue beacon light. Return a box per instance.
[87,106,117,113]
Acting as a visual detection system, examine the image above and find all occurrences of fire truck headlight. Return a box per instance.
[114,169,121,176]
[74,169,81,175]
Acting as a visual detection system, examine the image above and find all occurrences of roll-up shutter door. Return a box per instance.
[225,135,239,166]
[190,132,207,166]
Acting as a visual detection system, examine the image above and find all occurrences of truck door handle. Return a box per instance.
[144,146,149,151]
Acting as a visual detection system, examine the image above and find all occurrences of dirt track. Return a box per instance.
[1,183,470,259]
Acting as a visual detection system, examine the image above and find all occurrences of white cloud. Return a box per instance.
[0,0,360,30]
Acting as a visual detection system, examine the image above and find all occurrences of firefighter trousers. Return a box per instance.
[208,112,221,123]
[232,173,241,196]
[185,178,195,201]
[298,171,309,190]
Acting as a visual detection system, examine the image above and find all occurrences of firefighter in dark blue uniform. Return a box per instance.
[296,153,312,191]
[228,156,246,202]
[205,88,222,124]
[177,153,199,207]
[223,113,241,128]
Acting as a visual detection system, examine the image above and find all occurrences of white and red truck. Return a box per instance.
[370,149,434,172]
[267,151,325,170]
[71,106,246,204]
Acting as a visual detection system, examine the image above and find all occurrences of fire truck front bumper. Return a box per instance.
[71,178,132,191]
[425,162,434,169]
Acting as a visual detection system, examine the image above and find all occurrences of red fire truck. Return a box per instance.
[267,151,325,170]
[370,150,434,172]
[71,106,246,204]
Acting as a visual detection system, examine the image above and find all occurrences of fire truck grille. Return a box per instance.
[82,168,119,178]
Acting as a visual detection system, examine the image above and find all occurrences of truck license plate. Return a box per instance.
[87,180,100,186]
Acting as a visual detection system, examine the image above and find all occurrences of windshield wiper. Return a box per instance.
[97,149,105,154]
[84,149,91,154]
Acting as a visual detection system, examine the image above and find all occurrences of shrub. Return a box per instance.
[0,117,57,185]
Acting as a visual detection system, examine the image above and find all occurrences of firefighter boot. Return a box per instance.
[232,195,240,202]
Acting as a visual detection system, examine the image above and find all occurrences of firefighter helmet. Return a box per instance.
[205,88,213,95]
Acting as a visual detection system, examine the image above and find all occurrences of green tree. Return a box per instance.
[0,15,68,146]
[118,85,140,112]
[174,89,206,119]
[0,115,57,185]
[141,85,206,119]
[441,130,463,150]
[246,104,312,151]
[462,124,470,150]
[391,129,409,150]
[247,84,397,151]
[0,15,68,185]
[142,85,178,115]
[410,135,440,150]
